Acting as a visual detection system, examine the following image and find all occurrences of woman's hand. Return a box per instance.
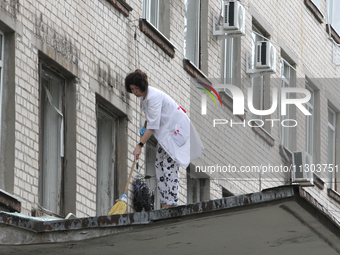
[133,144,142,161]
[133,129,154,161]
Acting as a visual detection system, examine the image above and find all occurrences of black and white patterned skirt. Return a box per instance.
[155,143,179,206]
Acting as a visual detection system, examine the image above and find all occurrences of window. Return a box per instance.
[143,0,159,28]
[0,30,5,191]
[39,66,65,215]
[251,26,271,128]
[305,83,314,156]
[145,138,161,210]
[94,95,128,215]
[184,0,200,67]
[328,107,336,190]
[220,32,242,110]
[0,29,16,195]
[251,27,264,116]
[0,31,3,142]
[222,187,233,198]
[187,170,209,204]
[224,37,235,96]
[328,0,340,33]
[304,77,321,164]
[96,106,118,215]
[281,59,294,150]
[187,177,203,204]
[312,0,320,8]
[224,38,234,84]
[143,0,170,38]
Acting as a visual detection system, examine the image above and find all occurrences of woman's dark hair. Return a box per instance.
[125,69,148,93]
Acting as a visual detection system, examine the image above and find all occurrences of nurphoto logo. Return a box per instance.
[196,82,223,115]
[197,82,312,128]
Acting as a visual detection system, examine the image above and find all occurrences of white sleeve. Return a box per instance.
[146,96,162,130]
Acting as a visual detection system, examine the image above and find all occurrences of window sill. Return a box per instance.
[313,173,325,190]
[250,121,275,147]
[279,145,292,163]
[304,0,324,23]
[106,0,132,17]
[182,61,246,120]
[219,92,245,121]
[0,189,21,212]
[328,188,340,205]
[139,18,175,58]
[326,24,340,45]
[183,58,209,83]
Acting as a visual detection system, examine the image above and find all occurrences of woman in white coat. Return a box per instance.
[125,69,203,208]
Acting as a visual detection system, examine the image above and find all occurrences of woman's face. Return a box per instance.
[130,84,144,97]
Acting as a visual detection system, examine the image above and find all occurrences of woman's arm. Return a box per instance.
[133,129,154,161]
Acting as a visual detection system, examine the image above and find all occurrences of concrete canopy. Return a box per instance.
[1,185,340,255]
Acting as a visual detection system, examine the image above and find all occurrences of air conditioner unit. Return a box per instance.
[222,0,245,35]
[291,151,314,186]
[255,41,277,72]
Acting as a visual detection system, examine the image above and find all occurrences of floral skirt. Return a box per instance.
[155,144,179,206]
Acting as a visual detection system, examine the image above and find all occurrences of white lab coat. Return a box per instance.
[141,86,204,168]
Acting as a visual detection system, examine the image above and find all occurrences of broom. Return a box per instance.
[108,160,136,215]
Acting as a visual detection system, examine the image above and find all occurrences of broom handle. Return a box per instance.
[124,160,136,193]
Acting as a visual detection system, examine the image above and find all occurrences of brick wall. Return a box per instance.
[1,0,340,220]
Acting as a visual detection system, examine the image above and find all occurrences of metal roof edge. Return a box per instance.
[0,185,299,234]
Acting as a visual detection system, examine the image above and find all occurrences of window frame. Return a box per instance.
[184,0,201,68]
[139,0,173,57]
[39,64,66,216]
[0,31,4,143]
[145,137,161,210]
[328,0,340,34]
[142,0,170,39]
[251,26,268,123]
[280,58,295,151]
[223,37,235,97]
[224,37,234,84]
[251,27,263,106]
[305,83,314,156]
[328,106,336,190]
[96,105,119,215]
[0,30,3,71]
[186,169,209,204]
[143,0,159,29]
[312,0,320,8]
[187,177,202,204]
